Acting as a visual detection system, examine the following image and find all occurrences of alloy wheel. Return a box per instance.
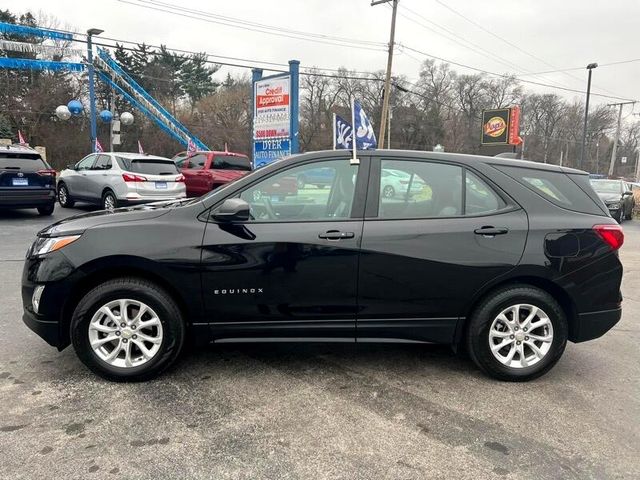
[59,186,68,205]
[383,185,395,198]
[103,193,116,211]
[488,304,554,369]
[88,299,163,368]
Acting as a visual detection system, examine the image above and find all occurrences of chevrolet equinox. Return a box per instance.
[22,150,624,382]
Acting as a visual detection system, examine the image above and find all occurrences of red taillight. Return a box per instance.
[37,169,57,178]
[175,174,185,182]
[593,224,624,250]
[122,173,147,182]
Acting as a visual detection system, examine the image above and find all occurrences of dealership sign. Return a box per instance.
[253,76,290,139]
[251,64,299,168]
[253,138,291,168]
[481,107,522,146]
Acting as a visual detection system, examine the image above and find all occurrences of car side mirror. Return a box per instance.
[67,163,76,170]
[624,190,633,196]
[212,198,250,222]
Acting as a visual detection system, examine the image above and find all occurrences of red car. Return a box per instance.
[173,151,252,198]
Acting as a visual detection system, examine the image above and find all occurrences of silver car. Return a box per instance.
[57,152,186,210]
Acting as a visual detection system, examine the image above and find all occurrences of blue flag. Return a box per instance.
[334,114,353,149]
[354,100,377,150]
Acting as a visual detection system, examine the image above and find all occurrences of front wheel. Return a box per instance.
[466,285,568,382]
[58,183,75,208]
[70,278,185,382]
[614,210,623,223]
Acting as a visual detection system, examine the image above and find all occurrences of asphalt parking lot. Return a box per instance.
[1,206,639,480]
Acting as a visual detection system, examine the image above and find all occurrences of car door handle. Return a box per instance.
[474,226,509,236]
[319,230,355,240]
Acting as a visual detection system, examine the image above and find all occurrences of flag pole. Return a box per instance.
[332,112,336,150]
[350,97,359,165]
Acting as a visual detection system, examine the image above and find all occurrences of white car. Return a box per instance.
[57,152,186,210]
[381,168,427,199]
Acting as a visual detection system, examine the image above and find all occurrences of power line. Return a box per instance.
[116,0,387,52]
[400,44,637,102]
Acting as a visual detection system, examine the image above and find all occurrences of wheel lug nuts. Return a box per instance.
[525,336,529,340]
[514,326,519,331]
[132,334,137,339]
[122,338,128,343]
[115,331,121,336]
[120,323,126,328]
[510,335,514,339]
[131,325,136,330]
[523,328,528,332]
[516,341,521,345]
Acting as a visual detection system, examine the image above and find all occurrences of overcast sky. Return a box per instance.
[11,0,640,110]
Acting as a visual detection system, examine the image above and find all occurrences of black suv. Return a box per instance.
[0,144,57,215]
[22,150,624,382]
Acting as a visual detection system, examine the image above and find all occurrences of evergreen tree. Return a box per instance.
[181,53,219,110]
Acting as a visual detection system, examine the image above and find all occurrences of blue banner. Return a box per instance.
[0,57,84,72]
[354,100,377,150]
[334,114,353,149]
[253,138,291,168]
[0,22,73,41]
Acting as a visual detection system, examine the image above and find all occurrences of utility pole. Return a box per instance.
[607,101,636,177]
[86,28,104,152]
[635,149,640,182]
[580,63,597,169]
[372,0,398,149]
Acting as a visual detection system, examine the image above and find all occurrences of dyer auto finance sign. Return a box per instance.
[253,138,291,168]
[254,76,290,139]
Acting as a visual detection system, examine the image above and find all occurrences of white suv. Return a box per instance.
[57,152,186,210]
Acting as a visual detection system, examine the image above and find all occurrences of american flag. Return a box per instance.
[17,130,28,145]
[187,138,197,157]
[138,140,144,154]
[95,138,104,153]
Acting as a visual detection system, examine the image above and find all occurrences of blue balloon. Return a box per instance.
[99,110,113,123]
[67,100,83,115]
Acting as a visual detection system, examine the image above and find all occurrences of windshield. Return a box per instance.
[118,157,179,175]
[591,180,622,194]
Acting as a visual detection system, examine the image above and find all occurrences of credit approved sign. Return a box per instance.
[254,76,290,139]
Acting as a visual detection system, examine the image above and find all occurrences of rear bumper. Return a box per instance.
[572,307,622,343]
[120,193,187,204]
[0,189,56,208]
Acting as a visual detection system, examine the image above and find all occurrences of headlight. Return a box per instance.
[33,235,81,256]
[607,202,620,209]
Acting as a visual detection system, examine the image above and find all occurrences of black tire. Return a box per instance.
[101,190,118,211]
[466,285,568,382]
[382,184,395,198]
[615,210,623,223]
[70,278,185,382]
[37,203,55,216]
[57,183,75,208]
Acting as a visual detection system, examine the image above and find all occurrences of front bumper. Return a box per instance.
[22,308,59,347]
[572,307,622,342]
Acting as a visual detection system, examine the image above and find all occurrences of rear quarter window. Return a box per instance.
[0,152,47,171]
[212,155,251,171]
[494,165,606,216]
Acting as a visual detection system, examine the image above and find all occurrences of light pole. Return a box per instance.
[579,62,597,169]
[86,28,104,152]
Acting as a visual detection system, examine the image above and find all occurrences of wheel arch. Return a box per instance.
[454,275,578,347]
[59,260,197,349]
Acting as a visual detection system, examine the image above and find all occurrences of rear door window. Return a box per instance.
[93,155,112,170]
[495,165,605,216]
[0,152,46,171]
[118,157,179,175]
[212,155,251,171]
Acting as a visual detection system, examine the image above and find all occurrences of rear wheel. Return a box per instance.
[70,278,185,382]
[466,285,568,382]
[382,184,395,198]
[37,204,55,216]
[102,190,118,211]
[57,183,75,208]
